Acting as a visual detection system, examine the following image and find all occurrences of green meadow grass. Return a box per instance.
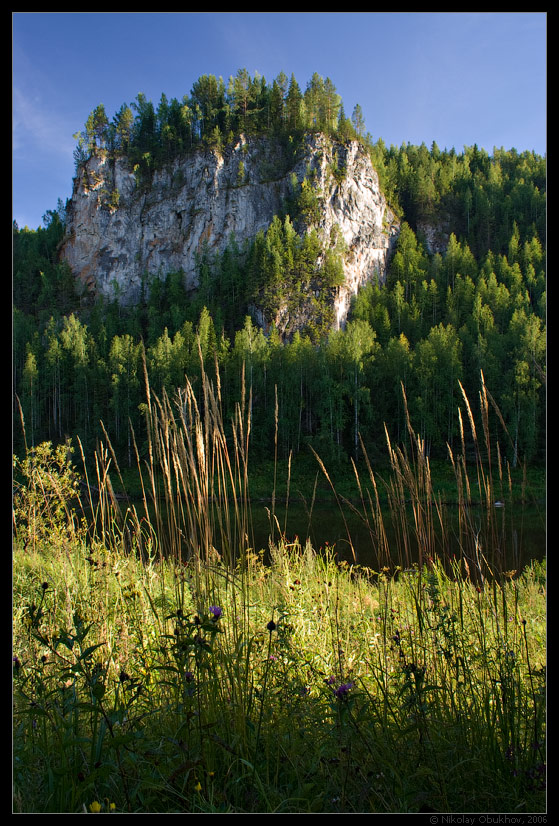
[13,372,546,813]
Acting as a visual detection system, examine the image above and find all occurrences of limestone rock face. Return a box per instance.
[60,134,399,329]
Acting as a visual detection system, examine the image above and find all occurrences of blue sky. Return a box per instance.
[13,12,546,231]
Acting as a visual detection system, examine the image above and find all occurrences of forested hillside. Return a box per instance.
[13,70,546,470]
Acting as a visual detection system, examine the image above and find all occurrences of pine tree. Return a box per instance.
[286,74,303,131]
[351,103,365,138]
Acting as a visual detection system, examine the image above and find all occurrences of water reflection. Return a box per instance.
[249,499,546,573]
[90,490,545,579]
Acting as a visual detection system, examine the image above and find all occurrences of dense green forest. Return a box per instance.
[13,70,546,472]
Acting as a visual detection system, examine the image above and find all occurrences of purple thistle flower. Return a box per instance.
[209,606,222,620]
[333,682,354,699]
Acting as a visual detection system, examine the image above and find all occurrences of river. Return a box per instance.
[90,491,545,575]
[247,498,546,573]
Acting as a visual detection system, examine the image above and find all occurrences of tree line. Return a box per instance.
[72,69,364,185]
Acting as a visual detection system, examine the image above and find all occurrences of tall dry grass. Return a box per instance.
[312,372,536,583]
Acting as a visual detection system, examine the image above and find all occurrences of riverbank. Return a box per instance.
[99,451,546,509]
[74,447,545,573]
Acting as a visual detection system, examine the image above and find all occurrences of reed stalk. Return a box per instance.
[313,373,537,582]
[129,351,255,570]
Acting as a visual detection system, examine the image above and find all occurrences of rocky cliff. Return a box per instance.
[60,133,399,331]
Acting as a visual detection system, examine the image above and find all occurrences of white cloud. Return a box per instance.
[13,84,76,161]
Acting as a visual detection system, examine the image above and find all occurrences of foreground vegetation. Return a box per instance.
[13,536,546,813]
[13,375,546,813]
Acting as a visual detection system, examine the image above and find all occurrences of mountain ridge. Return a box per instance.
[60,132,399,335]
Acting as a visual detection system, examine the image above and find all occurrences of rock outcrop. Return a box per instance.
[60,133,399,330]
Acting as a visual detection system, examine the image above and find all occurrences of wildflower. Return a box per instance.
[89,801,102,813]
[194,781,202,792]
[209,606,222,620]
[333,682,354,699]
[184,671,195,682]
[266,620,276,632]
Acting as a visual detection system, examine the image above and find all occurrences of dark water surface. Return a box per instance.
[101,492,545,575]
[247,498,546,572]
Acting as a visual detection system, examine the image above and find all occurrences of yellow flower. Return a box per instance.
[89,801,102,813]
[194,781,202,792]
